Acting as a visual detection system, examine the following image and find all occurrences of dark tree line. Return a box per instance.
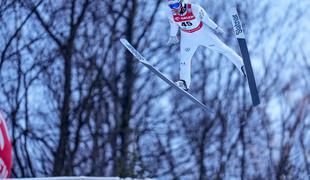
[0,0,309,179]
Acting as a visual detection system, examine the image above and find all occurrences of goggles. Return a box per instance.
[169,3,180,9]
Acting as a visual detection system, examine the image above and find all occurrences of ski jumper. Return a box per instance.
[167,3,244,87]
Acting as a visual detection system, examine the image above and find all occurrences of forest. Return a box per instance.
[0,0,309,179]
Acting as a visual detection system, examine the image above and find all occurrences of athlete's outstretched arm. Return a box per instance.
[196,5,218,30]
[168,17,179,36]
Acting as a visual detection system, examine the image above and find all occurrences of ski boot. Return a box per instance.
[241,65,246,78]
[175,80,189,91]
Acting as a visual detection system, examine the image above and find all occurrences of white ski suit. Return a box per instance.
[167,3,244,88]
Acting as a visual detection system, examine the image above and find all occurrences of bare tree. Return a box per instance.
[0,0,309,179]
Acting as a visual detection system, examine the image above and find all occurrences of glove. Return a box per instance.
[167,36,179,45]
[214,26,225,35]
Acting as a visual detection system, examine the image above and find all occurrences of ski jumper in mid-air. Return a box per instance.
[166,0,246,91]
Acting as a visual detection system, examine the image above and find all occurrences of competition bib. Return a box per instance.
[173,4,203,33]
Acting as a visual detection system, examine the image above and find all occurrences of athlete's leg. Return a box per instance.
[201,28,244,74]
[180,33,199,88]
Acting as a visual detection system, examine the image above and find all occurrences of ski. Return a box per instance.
[120,38,214,114]
[230,7,260,106]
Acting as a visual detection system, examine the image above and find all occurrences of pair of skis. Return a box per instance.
[120,7,260,114]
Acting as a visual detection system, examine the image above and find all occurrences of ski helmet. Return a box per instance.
[168,0,183,9]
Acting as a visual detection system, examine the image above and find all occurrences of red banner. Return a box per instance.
[0,110,12,178]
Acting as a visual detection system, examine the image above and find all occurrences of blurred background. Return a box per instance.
[0,0,309,179]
